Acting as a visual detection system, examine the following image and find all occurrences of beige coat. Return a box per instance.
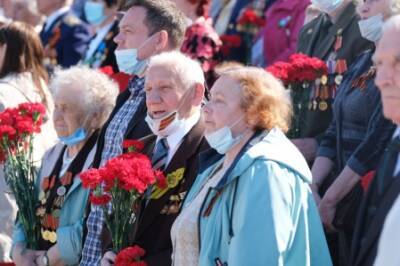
[0,72,57,262]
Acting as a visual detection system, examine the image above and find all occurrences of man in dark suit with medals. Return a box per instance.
[293,0,373,162]
[101,51,209,266]
[80,1,188,265]
[37,0,91,68]
[82,0,120,72]
[350,15,400,266]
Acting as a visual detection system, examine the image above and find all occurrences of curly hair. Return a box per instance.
[222,67,292,133]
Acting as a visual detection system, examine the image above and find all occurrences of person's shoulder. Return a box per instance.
[59,12,89,33]
[61,12,85,27]
[298,14,323,38]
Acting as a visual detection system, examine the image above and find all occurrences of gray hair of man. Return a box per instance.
[390,0,400,15]
[50,66,119,129]
[383,13,400,31]
[147,51,205,99]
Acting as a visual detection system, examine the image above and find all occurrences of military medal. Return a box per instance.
[334,29,343,51]
[319,101,328,111]
[335,75,343,85]
[57,186,67,196]
[321,75,328,85]
[48,231,57,243]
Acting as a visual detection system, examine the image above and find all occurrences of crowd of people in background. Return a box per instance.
[0,0,399,265]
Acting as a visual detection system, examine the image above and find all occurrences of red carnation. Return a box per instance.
[123,139,145,153]
[0,125,17,141]
[220,34,242,56]
[154,170,167,189]
[238,8,265,28]
[115,246,147,266]
[0,111,14,126]
[80,168,103,190]
[90,193,111,206]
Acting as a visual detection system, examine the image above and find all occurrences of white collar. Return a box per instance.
[44,6,70,32]
[157,111,201,157]
[393,127,400,139]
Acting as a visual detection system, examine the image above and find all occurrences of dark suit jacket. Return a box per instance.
[136,119,208,266]
[350,155,400,266]
[40,11,91,68]
[296,1,374,139]
[101,117,209,266]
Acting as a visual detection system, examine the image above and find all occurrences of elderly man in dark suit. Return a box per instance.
[293,0,374,162]
[351,14,400,266]
[80,1,187,265]
[101,51,208,266]
[37,0,91,68]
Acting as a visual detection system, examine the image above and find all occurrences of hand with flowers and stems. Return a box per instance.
[101,246,147,266]
[101,251,116,266]
[12,244,44,266]
[34,245,64,266]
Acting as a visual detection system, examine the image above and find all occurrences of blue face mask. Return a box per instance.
[84,1,107,25]
[311,0,344,13]
[204,116,245,154]
[114,48,148,75]
[59,127,87,146]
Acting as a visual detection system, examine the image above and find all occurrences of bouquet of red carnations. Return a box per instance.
[0,102,47,249]
[266,53,328,138]
[115,245,147,266]
[80,140,166,252]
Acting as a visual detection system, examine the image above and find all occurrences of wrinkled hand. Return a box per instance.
[14,249,42,266]
[101,251,116,266]
[292,138,318,162]
[319,197,338,232]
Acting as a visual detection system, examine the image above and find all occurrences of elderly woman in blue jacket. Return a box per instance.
[11,66,119,266]
[170,67,332,266]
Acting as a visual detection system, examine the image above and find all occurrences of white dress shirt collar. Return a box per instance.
[157,111,201,166]
[44,6,70,32]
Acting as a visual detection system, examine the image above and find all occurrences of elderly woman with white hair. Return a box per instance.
[311,0,400,264]
[11,66,119,266]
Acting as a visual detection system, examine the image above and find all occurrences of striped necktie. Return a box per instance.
[152,138,169,170]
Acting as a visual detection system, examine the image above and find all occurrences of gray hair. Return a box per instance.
[383,14,400,31]
[147,51,205,92]
[390,0,400,15]
[50,66,119,128]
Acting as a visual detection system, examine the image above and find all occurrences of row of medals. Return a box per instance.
[308,73,343,111]
[36,183,68,243]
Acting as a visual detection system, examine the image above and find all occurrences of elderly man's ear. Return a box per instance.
[191,83,205,107]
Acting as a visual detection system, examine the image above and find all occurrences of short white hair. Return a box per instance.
[51,66,119,127]
[383,14,400,32]
[147,51,205,91]
[390,0,400,15]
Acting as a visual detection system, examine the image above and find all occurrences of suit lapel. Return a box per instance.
[135,119,205,239]
[301,15,324,56]
[356,176,400,264]
[313,2,356,60]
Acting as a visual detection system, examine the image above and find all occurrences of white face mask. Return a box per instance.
[311,0,344,13]
[145,88,193,137]
[358,14,384,43]
[204,115,245,154]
